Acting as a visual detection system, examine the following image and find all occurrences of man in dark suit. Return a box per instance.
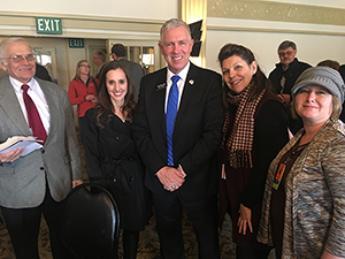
[0,37,82,259]
[133,18,223,259]
[111,43,146,101]
[35,62,53,82]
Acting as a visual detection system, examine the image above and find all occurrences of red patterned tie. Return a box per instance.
[22,84,47,143]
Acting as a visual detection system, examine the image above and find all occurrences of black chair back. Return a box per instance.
[61,183,120,259]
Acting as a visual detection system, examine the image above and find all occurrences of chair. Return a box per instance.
[61,183,120,259]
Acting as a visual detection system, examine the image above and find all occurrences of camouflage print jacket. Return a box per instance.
[257,120,345,258]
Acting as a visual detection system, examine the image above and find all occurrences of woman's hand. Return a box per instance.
[238,204,253,235]
[85,94,97,102]
[221,164,226,179]
[321,250,343,259]
[72,179,83,188]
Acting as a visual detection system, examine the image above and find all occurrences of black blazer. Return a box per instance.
[132,63,224,202]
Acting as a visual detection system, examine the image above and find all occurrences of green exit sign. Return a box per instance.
[69,38,85,48]
[36,17,62,34]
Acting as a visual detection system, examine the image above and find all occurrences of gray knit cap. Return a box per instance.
[291,66,345,103]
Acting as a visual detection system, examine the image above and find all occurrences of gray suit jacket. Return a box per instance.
[0,76,81,208]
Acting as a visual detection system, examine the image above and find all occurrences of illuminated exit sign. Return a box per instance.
[36,17,62,35]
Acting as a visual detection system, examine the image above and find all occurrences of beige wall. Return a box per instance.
[1,0,345,77]
[206,1,345,75]
[206,18,345,75]
[0,0,179,89]
[0,0,178,20]
[261,0,345,9]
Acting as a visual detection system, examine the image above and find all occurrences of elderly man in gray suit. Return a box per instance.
[0,38,82,259]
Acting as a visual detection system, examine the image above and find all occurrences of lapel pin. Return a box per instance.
[156,83,166,91]
[188,79,194,85]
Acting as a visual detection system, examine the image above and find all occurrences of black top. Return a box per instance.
[241,96,289,208]
[270,142,307,258]
[219,93,289,244]
[269,58,311,95]
[35,63,53,82]
[83,108,150,231]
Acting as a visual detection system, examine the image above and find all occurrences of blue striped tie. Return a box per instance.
[166,75,180,166]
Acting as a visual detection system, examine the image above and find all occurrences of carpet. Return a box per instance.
[0,214,235,259]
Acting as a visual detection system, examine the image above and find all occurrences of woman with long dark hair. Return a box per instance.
[218,44,289,258]
[83,61,150,259]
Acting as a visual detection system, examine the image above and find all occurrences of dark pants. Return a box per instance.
[153,192,220,259]
[123,230,139,259]
[78,116,88,146]
[236,243,272,259]
[1,188,70,259]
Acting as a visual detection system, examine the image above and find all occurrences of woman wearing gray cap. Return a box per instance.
[257,66,345,259]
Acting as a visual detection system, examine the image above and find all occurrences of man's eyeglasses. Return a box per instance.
[7,54,36,63]
[278,50,294,57]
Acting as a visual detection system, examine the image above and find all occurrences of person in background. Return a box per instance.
[92,49,106,80]
[0,64,7,78]
[132,18,223,259]
[339,64,345,81]
[0,37,82,259]
[317,59,340,71]
[258,66,345,259]
[269,40,311,133]
[67,59,97,143]
[339,65,345,122]
[35,63,53,82]
[218,43,289,259]
[317,60,344,122]
[111,43,146,101]
[83,61,150,259]
[269,40,311,105]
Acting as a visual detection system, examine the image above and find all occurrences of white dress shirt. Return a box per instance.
[164,62,190,113]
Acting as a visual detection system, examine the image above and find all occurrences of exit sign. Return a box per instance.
[36,17,62,35]
[69,38,85,48]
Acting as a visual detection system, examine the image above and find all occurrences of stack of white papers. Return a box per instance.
[0,136,43,157]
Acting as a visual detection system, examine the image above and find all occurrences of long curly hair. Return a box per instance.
[95,61,136,127]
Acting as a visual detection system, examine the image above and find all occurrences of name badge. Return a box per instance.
[272,163,286,190]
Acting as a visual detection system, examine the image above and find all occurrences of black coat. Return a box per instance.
[83,108,150,231]
[269,58,311,95]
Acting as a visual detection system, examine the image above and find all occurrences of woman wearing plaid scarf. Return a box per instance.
[218,44,289,259]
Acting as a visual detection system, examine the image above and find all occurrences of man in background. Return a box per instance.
[35,63,53,82]
[92,49,106,80]
[111,43,146,101]
[269,40,311,105]
[0,37,82,259]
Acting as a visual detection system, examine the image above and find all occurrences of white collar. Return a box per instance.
[167,62,190,82]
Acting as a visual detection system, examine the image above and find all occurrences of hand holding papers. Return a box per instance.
[0,136,43,158]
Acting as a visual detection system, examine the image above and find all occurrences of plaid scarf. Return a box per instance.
[223,86,266,168]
